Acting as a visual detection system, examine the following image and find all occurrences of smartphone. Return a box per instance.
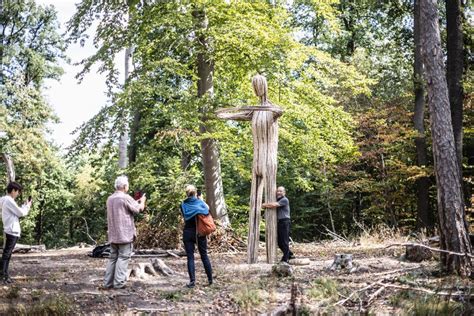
[133,191,144,201]
[197,189,202,198]
[28,196,32,202]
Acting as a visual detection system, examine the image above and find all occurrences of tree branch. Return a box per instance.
[385,243,474,259]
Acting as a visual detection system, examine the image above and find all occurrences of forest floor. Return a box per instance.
[0,236,473,315]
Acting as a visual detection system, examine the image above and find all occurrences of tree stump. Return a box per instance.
[405,245,432,262]
[151,258,175,276]
[127,259,175,280]
[272,261,293,277]
[329,254,353,271]
[128,262,158,280]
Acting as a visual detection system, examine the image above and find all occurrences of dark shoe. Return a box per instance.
[289,253,296,260]
[185,282,195,288]
[3,276,13,284]
[114,285,127,290]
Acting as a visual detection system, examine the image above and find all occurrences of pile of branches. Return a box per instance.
[207,224,246,253]
[134,217,246,253]
[135,220,181,249]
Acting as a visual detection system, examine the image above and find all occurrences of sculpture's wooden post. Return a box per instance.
[217,75,282,264]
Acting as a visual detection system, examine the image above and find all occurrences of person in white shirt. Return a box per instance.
[0,182,31,284]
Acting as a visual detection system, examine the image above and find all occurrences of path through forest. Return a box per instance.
[0,241,471,314]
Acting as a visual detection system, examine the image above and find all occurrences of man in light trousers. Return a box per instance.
[103,176,146,289]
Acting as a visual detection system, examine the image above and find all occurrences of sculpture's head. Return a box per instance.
[252,74,267,103]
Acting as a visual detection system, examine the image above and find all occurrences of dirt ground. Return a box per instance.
[0,241,472,315]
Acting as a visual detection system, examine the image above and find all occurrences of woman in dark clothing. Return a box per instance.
[181,185,213,288]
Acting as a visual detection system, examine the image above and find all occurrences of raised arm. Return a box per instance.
[126,194,146,214]
[5,198,30,217]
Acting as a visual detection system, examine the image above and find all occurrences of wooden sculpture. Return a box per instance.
[217,75,283,264]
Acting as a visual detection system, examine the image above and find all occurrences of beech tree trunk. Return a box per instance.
[0,0,4,86]
[193,7,230,227]
[446,0,464,174]
[420,0,471,276]
[128,97,141,164]
[413,0,433,229]
[118,45,131,169]
[2,153,15,182]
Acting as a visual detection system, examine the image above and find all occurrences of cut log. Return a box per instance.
[11,244,46,253]
[151,258,175,276]
[289,258,310,266]
[133,249,185,257]
[269,304,291,316]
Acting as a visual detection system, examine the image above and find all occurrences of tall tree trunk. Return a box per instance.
[446,0,464,174]
[118,6,132,169]
[420,0,471,276]
[2,153,15,182]
[0,0,4,86]
[413,0,433,229]
[35,201,43,244]
[128,91,140,164]
[339,0,355,61]
[193,7,230,227]
[118,46,131,169]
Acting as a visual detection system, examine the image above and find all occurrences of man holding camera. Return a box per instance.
[103,175,146,290]
[0,182,31,284]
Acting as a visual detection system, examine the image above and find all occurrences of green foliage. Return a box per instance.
[6,286,20,299]
[390,291,464,316]
[232,284,263,310]
[64,0,371,246]
[161,290,184,301]
[0,1,73,247]
[2,0,468,248]
[27,294,74,316]
[307,277,339,301]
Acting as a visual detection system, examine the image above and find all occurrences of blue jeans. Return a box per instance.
[183,229,212,284]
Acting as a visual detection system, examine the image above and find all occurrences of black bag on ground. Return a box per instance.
[90,243,111,258]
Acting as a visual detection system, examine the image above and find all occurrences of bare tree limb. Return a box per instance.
[80,217,97,245]
[366,285,385,306]
[386,243,474,259]
[336,281,378,306]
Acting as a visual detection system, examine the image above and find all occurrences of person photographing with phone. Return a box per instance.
[0,182,31,284]
[103,175,146,290]
[180,185,213,288]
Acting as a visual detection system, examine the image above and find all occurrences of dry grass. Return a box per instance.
[358,224,407,247]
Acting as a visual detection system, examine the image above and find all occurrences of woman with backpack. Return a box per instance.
[180,185,213,288]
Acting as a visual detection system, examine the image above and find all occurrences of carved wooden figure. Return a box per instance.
[217,75,283,263]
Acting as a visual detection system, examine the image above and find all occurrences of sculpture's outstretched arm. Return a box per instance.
[216,106,283,121]
[216,108,253,121]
